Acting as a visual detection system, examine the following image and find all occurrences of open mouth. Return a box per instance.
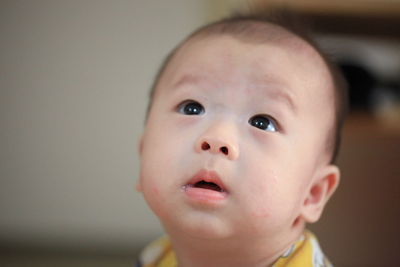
[184,169,227,193]
[183,170,228,203]
[192,180,224,192]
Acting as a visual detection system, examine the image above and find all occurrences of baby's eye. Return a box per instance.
[177,100,205,115]
[249,115,278,132]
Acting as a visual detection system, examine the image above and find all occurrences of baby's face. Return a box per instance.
[138,35,335,242]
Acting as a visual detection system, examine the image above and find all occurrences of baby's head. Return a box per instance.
[137,13,348,248]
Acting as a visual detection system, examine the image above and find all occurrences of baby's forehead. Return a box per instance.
[161,24,333,103]
[175,27,330,84]
[155,20,335,113]
[165,35,332,117]
[173,27,325,84]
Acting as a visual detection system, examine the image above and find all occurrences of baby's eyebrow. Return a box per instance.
[171,74,210,90]
[252,74,297,113]
[262,86,297,114]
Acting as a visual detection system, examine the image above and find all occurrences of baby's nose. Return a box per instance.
[195,133,239,161]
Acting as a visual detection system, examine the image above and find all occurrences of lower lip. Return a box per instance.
[183,186,228,204]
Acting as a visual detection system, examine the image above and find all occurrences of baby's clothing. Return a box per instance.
[136,230,333,267]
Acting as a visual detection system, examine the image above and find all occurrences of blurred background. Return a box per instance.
[0,0,399,266]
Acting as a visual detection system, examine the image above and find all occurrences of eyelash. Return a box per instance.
[177,100,279,132]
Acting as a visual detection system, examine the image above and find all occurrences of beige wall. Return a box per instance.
[0,0,206,250]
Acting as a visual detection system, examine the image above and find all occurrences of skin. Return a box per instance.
[137,32,340,267]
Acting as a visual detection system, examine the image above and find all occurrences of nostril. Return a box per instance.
[220,146,228,155]
[201,142,210,150]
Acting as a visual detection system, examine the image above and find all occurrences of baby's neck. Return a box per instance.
[168,227,303,267]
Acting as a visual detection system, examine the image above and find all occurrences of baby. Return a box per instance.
[136,12,348,267]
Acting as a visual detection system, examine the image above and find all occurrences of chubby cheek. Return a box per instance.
[138,126,190,220]
[239,162,301,230]
[139,164,170,220]
[243,171,278,219]
[138,137,174,218]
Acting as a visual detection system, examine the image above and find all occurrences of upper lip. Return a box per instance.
[186,169,228,193]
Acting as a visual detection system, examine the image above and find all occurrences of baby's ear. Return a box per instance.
[300,164,340,223]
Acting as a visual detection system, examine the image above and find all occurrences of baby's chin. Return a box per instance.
[163,214,236,241]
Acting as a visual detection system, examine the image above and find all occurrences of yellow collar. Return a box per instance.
[137,230,332,267]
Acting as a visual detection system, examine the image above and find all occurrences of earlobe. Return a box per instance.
[301,164,340,223]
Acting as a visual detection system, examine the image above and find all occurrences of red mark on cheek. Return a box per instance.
[151,186,160,195]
